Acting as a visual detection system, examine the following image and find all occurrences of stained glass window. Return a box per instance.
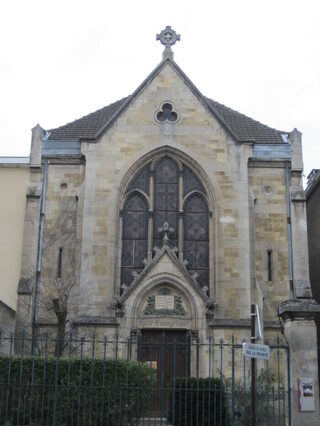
[121,194,148,288]
[154,157,179,248]
[183,194,209,288]
[121,156,210,291]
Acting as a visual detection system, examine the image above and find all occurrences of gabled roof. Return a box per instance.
[48,97,129,140]
[205,98,285,143]
[48,58,286,144]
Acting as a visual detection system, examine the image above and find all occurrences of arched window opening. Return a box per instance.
[183,194,209,288]
[121,155,210,292]
[121,193,148,288]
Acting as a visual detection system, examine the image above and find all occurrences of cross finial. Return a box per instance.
[157,26,180,47]
[157,26,180,60]
[158,221,174,245]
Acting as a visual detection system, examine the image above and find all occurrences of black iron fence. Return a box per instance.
[0,330,290,426]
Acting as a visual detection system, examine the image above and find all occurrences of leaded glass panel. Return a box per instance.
[153,157,179,248]
[183,166,205,196]
[183,194,209,288]
[121,194,148,287]
[127,164,150,195]
[155,157,179,184]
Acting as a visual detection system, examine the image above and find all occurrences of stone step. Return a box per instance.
[137,418,171,426]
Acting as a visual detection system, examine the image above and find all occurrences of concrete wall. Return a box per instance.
[0,165,29,312]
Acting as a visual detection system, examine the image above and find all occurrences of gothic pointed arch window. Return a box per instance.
[121,156,210,293]
[183,194,209,287]
[121,193,148,287]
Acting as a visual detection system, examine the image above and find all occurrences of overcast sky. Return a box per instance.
[0,0,319,182]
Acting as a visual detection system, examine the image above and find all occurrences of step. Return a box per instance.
[137,418,171,426]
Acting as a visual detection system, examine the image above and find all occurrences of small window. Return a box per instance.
[57,247,63,278]
[155,102,179,123]
[267,250,272,282]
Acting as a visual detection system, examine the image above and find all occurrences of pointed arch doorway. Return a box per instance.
[139,329,191,417]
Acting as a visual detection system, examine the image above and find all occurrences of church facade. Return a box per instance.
[14,28,320,424]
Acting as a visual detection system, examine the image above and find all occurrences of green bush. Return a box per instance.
[0,355,156,425]
[225,369,285,426]
[167,377,229,426]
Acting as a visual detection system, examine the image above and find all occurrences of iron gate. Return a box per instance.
[0,330,291,425]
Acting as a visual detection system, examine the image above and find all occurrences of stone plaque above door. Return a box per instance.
[141,287,188,317]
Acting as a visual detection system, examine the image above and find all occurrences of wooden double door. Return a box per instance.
[139,329,190,417]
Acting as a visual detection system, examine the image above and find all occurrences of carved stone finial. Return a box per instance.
[201,285,209,296]
[157,26,180,60]
[132,270,140,281]
[182,259,189,268]
[111,298,125,317]
[205,298,216,319]
[171,246,178,255]
[153,246,161,254]
[156,26,180,47]
[191,272,199,281]
[121,283,128,294]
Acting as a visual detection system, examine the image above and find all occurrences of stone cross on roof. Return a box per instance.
[157,26,180,47]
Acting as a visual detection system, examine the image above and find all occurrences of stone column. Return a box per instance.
[15,184,42,351]
[279,300,320,426]
[30,124,45,168]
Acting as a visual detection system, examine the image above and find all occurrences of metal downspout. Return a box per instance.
[32,159,48,347]
[285,162,294,300]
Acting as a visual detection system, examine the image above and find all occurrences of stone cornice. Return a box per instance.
[279,299,320,321]
[73,316,120,326]
[209,319,280,329]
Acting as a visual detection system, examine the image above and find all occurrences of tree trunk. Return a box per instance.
[54,310,67,357]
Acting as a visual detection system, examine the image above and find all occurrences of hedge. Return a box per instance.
[0,355,156,425]
[167,377,229,426]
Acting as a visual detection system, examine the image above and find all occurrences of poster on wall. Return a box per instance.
[298,378,315,411]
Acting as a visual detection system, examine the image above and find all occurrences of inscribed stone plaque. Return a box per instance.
[155,295,174,310]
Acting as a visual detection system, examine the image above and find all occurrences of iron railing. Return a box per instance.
[0,330,290,426]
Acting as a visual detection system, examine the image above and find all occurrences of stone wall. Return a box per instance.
[249,163,290,320]
[0,301,16,354]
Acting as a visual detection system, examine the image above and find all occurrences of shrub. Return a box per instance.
[225,369,285,426]
[167,377,229,426]
[0,355,156,425]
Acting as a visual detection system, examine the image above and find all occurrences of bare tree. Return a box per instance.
[36,195,78,356]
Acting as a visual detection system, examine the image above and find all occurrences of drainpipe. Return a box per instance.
[32,159,48,348]
[285,162,294,300]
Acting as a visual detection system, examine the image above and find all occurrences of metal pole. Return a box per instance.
[251,304,256,426]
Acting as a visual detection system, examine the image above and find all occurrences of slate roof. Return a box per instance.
[48,56,286,147]
[205,98,285,143]
[48,94,286,144]
[48,97,130,140]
